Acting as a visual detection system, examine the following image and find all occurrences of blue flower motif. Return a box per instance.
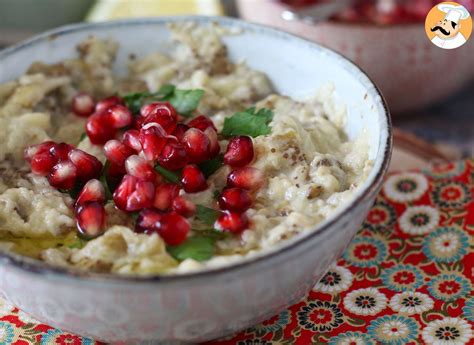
[41,329,94,345]
[0,322,15,345]
[463,298,474,322]
[428,273,471,302]
[424,161,466,180]
[253,310,290,334]
[329,331,375,345]
[367,315,419,345]
[422,227,468,263]
[343,236,388,268]
[381,264,424,292]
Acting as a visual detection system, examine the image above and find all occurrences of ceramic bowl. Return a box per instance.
[237,0,474,114]
[0,17,391,343]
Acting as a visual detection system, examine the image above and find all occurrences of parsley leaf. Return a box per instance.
[122,84,203,116]
[167,236,215,262]
[198,154,224,178]
[67,238,86,249]
[195,205,221,226]
[154,164,181,184]
[193,228,229,240]
[78,132,87,144]
[221,107,274,138]
[99,160,114,201]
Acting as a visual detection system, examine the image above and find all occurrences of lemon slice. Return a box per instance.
[87,0,224,21]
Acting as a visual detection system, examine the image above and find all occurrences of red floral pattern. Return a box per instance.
[0,159,472,344]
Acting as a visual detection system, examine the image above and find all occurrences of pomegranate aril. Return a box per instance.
[139,123,167,161]
[48,161,77,190]
[24,141,55,163]
[76,201,106,239]
[153,183,180,211]
[227,167,264,190]
[172,123,190,142]
[157,211,190,245]
[218,188,252,212]
[71,92,95,117]
[125,155,157,182]
[95,96,124,114]
[113,175,137,211]
[188,115,217,131]
[224,136,254,167]
[181,164,207,193]
[172,196,196,218]
[68,149,103,182]
[50,142,74,163]
[75,179,105,207]
[30,152,57,176]
[122,129,142,152]
[204,127,220,158]
[214,211,249,233]
[140,102,178,134]
[182,128,210,164]
[126,180,155,211]
[86,112,117,145]
[104,140,135,167]
[157,139,187,171]
[108,104,132,128]
[135,208,162,234]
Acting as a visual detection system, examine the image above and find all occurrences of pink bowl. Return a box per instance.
[237,0,474,113]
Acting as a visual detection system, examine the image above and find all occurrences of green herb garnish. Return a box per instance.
[122,84,203,116]
[67,238,86,249]
[198,154,224,178]
[154,164,181,183]
[195,205,221,226]
[99,160,113,201]
[193,227,229,240]
[167,236,215,262]
[221,107,274,138]
[78,132,87,144]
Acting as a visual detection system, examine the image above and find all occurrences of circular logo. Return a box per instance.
[425,1,472,49]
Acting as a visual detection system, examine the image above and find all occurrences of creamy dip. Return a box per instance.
[0,23,371,275]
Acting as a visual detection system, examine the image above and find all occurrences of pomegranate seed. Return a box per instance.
[122,129,142,152]
[172,124,190,142]
[95,96,124,114]
[181,164,207,193]
[30,152,57,176]
[140,102,177,133]
[50,143,74,163]
[104,140,135,167]
[188,115,217,131]
[182,128,210,164]
[214,211,249,233]
[48,161,77,190]
[224,136,254,167]
[139,123,167,161]
[125,155,157,182]
[24,141,55,163]
[68,149,103,182]
[218,188,252,212]
[157,211,190,245]
[227,167,264,190]
[86,112,117,145]
[75,179,105,207]
[172,196,196,218]
[126,179,155,211]
[204,127,220,158]
[157,139,187,171]
[76,202,106,239]
[71,92,95,117]
[135,208,162,234]
[153,183,180,210]
[113,175,137,211]
[108,104,132,128]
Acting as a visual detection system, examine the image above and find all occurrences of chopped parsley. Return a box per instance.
[221,107,273,138]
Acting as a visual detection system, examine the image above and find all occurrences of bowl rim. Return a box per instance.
[0,15,392,284]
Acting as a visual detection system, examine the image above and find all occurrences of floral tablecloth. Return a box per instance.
[0,159,472,344]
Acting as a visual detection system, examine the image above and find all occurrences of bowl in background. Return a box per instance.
[237,0,474,114]
[0,17,391,343]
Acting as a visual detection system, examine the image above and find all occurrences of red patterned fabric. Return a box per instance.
[0,159,472,344]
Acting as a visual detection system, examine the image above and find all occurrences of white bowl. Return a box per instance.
[0,17,391,343]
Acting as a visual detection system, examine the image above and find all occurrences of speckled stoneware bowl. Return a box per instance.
[0,17,391,343]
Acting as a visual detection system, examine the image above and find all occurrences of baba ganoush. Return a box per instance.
[0,23,371,275]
